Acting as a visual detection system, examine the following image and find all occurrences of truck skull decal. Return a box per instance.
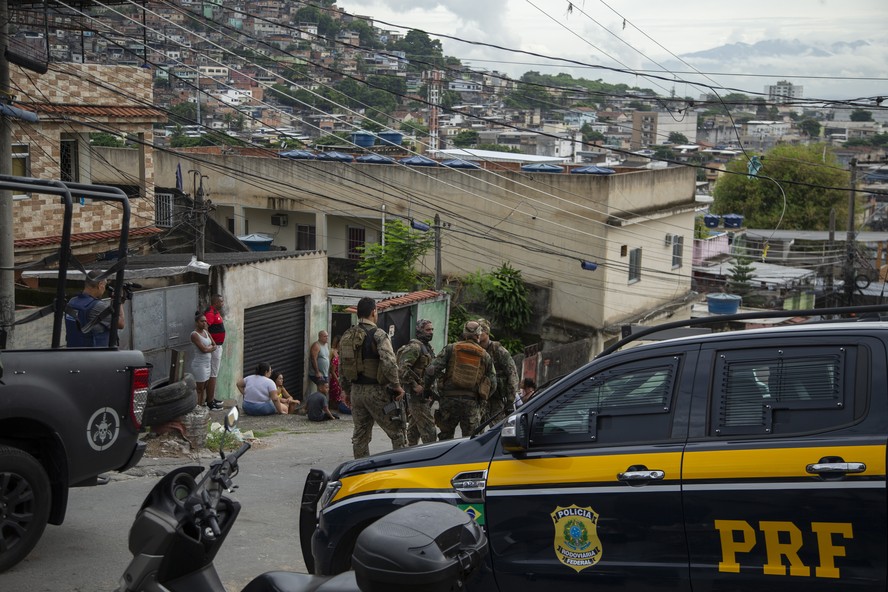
[87,407,120,451]
[552,505,602,573]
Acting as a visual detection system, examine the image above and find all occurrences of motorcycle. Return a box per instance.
[118,408,487,592]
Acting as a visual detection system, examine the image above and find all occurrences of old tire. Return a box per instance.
[0,446,51,573]
[144,375,197,426]
[855,274,871,290]
[147,374,195,405]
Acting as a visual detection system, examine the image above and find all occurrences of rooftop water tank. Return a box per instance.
[350,131,376,148]
[706,293,741,314]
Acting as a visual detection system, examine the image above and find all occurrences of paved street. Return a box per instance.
[0,413,395,591]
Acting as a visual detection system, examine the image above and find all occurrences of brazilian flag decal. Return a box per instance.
[458,504,485,525]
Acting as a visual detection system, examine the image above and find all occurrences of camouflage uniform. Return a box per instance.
[424,334,496,441]
[341,320,406,458]
[399,338,437,445]
[482,340,519,423]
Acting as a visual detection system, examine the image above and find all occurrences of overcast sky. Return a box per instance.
[339,0,888,101]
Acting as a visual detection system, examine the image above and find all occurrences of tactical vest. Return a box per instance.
[354,325,382,384]
[445,341,486,394]
[65,294,107,347]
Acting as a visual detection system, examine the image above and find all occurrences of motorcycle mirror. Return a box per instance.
[224,407,239,431]
[220,407,239,457]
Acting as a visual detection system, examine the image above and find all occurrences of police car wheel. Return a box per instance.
[0,446,51,573]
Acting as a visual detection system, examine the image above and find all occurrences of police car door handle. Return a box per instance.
[806,461,866,475]
[617,466,665,482]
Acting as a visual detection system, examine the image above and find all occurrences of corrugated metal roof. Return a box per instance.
[14,225,162,248]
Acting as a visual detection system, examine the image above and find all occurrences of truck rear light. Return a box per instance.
[130,366,150,428]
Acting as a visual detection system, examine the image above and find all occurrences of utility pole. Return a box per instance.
[190,170,206,261]
[844,159,859,305]
[434,213,442,290]
[0,0,13,348]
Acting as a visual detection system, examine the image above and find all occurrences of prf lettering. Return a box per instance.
[714,520,853,579]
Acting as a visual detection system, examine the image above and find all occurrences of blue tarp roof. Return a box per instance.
[356,154,396,164]
[571,165,615,175]
[441,159,481,169]
[400,155,439,167]
[316,151,354,162]
[279,149,316,159]
[521,163,564,172]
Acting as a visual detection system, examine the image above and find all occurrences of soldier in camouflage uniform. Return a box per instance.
[477,318,519,424]
[340,297,406,458]
[399,319,438,445]
[424,320,496,440]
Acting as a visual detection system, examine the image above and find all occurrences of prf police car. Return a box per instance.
[300,315,888,591]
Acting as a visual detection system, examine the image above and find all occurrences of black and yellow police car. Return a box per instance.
[301,308,888,590]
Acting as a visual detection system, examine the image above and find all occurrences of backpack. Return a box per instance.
[339,324,378,382]
[447,341,486,392]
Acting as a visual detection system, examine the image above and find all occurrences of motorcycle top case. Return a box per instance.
[352,501,486,592]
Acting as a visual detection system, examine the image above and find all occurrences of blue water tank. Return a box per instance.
[350,131,376,148]
[238,233,274,252]
[707,293,742,314]
[703,214,721,228]
[377,131,403,146]
[723,214,744,229]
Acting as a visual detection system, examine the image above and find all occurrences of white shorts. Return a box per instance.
[210,345,223,378]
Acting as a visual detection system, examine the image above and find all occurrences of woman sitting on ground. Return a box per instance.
[270,370,300,414]
[237,362,286,416]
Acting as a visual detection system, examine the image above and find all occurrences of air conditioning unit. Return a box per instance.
[271,214,288,227]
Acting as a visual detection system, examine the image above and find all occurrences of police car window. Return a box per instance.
[712,345,855,436]
[530,357,679,447]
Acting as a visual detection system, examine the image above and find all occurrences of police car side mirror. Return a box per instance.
[501,412,529,453]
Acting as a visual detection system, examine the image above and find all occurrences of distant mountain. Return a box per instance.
[680,38,872,61]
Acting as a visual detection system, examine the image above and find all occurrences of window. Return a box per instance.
[60,138,79,182]
[297,224,316,250]
[347,226,365,260]
[530,357,680,447]
[671,235,683,269]
[711,346,857,436]
[11,144,30,200]
[628,247,642,283]
[154,191,175,227]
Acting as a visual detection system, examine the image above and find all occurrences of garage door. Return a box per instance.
[243,297,306,400]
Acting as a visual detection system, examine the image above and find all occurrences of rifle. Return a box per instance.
[384,386,409,441]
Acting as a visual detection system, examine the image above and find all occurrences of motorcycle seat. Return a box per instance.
[242,570,358,592]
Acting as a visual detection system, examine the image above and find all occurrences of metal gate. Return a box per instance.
[243,297,306,399]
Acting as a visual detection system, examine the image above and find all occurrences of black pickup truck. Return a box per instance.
[0,177,152,572]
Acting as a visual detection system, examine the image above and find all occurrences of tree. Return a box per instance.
[391,30,445,71]
[725,255,758,304]
[711,144,849,230]
[580,123,605,143]
[400,121,428,137]
[667,132,689,145]
[169,102,198,126]
[357,220,435,291]
[850,109,874,122]
[504,80,553,110]
[452,130,478,148]
[90,132,127,147]
[798,118,821,138]
[464,263,532,333]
